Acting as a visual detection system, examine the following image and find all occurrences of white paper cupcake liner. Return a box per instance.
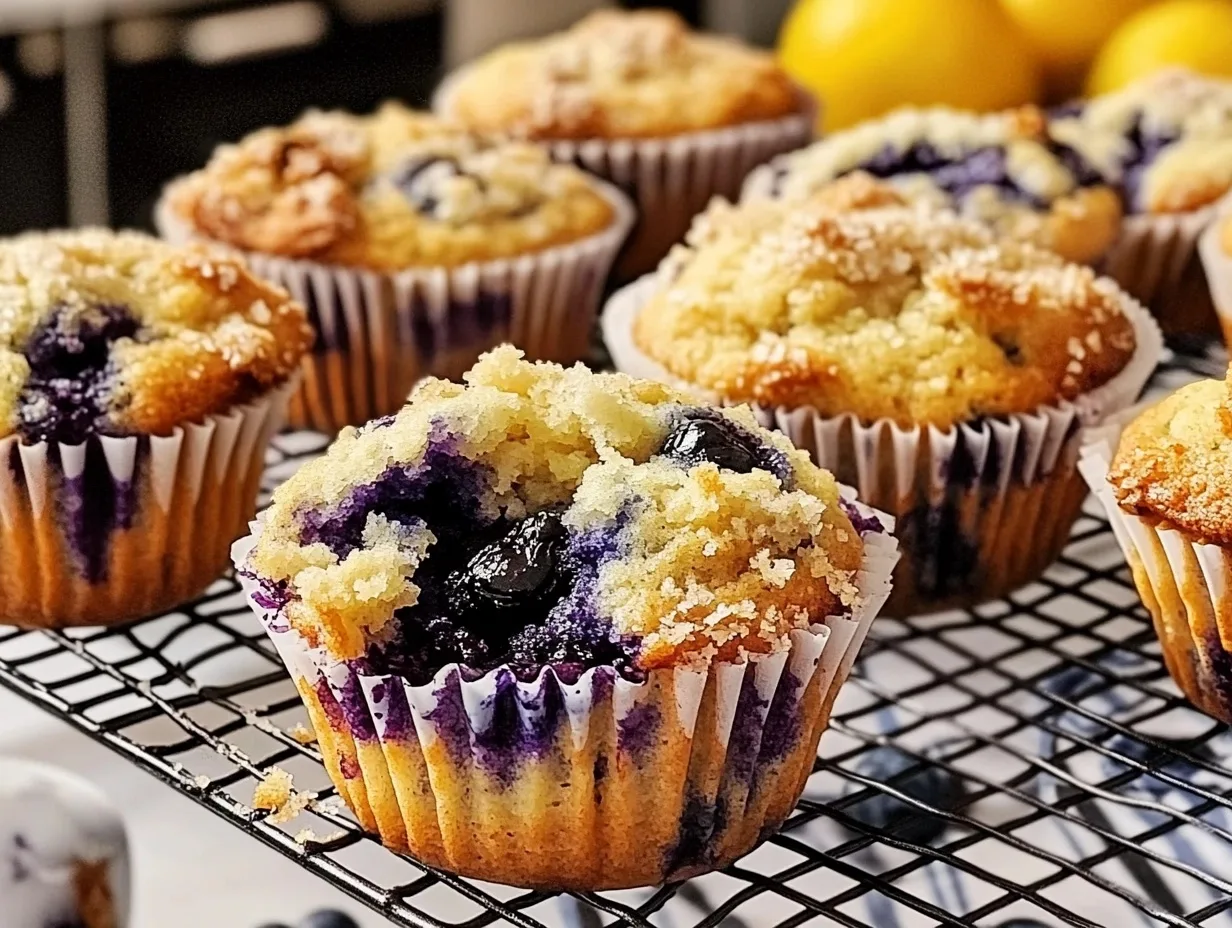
[602,274,1163,614]
[233,499,898,889]
[155,184,634,434]
[1198,217,1232,346]
[433,73,817,280]
[1080,441,1232,724]
[0,380,294,628]
[1102,205,1220,336]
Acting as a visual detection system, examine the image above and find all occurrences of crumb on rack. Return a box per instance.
[252,767,315,824]
[193,774,211,790]
[287,722,317,744]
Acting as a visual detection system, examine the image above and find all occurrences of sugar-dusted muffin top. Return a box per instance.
[1107,373,1232,546]
[764,106,1122,265]
[632,195,1137,428]
[439,9,803,140]
[1052,70,1232,214]
[164,103,616,270]
[0,229,311,444]
[245,347,872,681]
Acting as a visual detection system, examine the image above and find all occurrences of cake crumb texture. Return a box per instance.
[1108,372,1232,546]
[167,103,615,269]
[248,347,865,673]
[443,9,803,139]
[633,194,1137,428]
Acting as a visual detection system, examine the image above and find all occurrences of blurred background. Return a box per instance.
[1,0,1229,232]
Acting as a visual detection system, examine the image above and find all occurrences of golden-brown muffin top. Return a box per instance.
[439,9,804,140]
[0,229,311,443]
[632,192,1138,428]
[245,347,869,676]
[164,103,616,270]
[762,106,1123,265]
[1053,70,1232,214]
[1108,373,1232,545]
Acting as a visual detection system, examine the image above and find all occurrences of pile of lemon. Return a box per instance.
[779,0,1232,129]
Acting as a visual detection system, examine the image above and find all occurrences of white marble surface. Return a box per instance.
[0,688,383,928]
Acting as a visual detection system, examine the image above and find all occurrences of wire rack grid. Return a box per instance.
[2,351,1232,928]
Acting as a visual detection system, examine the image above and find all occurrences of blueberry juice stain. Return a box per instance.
[14,304,144,583]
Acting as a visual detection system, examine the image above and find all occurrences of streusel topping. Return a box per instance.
[0,229,311,443]
[766,106,1122,264]
[1052,70,1232,213]
[166,103,615,269]
[440,9,803,140]
[633,196,1137,427]
[1109,371,1232,545]
[246,347,867,677]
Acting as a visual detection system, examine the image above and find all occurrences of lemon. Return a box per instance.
[1001,0,1151,69]
[778,0,1041,131]
[1087,0,1232,95]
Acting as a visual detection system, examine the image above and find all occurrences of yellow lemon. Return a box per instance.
[1088,0,1232,95]
[778,0,1040,131]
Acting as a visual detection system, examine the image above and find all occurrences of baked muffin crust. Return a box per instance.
[441,9,803,140]
[632,195,1137,428]
[0,229,311,443]
[766,106,1122,264]
[1053,70,1232,214]
[246,347,866,676]
[1108,374,1232,546]
[165,103,616,269]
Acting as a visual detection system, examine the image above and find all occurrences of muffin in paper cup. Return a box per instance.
[1080,374,1232,724]
[739,106,1125,267]
[603,194,1163,616]
[432,9,816,280]
[157,104,634,434]
[1049,71,1232,336]
[0,230,310,629]
[233,347,898,888]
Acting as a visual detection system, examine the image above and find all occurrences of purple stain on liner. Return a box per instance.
[666,793,729,873]
[725,670,772,788]
[617,702,661,757]
[471,669,567,785]
[315,677,348,733]
[593,754,608,786]
[55,438,143,584]
[338,669,378,742]
[754,671,804,768]
[839,498,884,536]
[382,678,416,741]
[423,669,473,763]
[339,755,361,779]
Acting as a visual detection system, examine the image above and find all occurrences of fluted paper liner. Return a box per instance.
[1198,218,1232,347]
[433,73,817,280]
[603,274,1163,615]
[1081,441,1232,724]
[233,501,898,889]
[156,183,634,434]
[0,381,294,629]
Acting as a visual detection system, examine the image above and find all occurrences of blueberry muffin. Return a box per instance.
[607,194,1161,613]
[1053,70,1232,328]
[235,346,897,888]
[160,103,632,431]
[746,105,1123,266]
[1082,372,1232,723]
[435,9,816,278]
[0,229,310,628]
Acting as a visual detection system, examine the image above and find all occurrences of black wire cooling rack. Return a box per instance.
[3,350,1232,928]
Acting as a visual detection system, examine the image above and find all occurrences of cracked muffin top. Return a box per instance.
[164,103,616,270]
[243,347,876,682]
[1108,372,1232,546]
[0,229,311,444]
[1052,70,1232,214]
[630,193,1138,428]
[760,105,1122,265]
[438,9,805,140]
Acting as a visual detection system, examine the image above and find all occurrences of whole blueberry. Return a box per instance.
[446,510,570,617]
[300,911,360,928]
[659,413,767,475]
[845,746,966,845]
